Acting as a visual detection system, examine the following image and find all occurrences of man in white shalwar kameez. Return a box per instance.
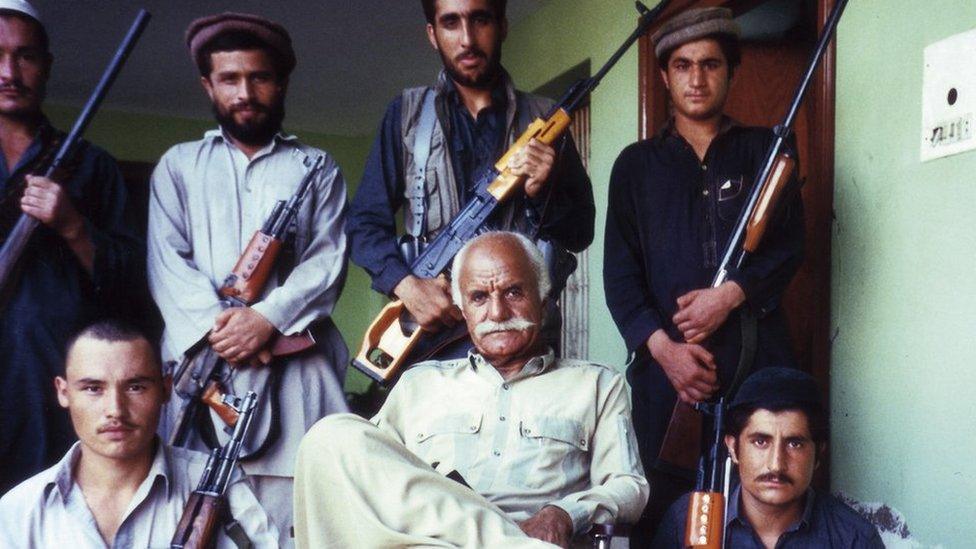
[147,12,350,545]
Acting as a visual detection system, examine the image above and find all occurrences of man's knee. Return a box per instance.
[298,413,375,467]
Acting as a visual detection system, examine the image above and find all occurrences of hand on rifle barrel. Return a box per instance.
[21,175,86,239]
[393,274,463,332]
[209,307,276,366]
[648,329,719,404]
[672,281,746,344]
[507,138,555,199]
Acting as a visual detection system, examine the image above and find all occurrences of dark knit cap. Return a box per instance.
[186,12,296,76]
[731,367,823,411]
[651,7,740,59]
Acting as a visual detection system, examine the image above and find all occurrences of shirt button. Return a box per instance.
[702,164,708,171]
[702,189,710,196]
[502,384,509,390]
[469,425,477,431]
[417,433,424,439]
[499,416,506,422]
[493,450,501,457]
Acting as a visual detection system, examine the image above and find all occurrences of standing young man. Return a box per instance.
[603,7,805,543]
[0,321,277,547]
[0,0,141,493]
[147,12,350,544]
[347,0,594,359]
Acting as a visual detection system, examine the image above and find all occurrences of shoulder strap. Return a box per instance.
[406,89,437,237]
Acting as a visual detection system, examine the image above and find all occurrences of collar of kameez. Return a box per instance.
[47,437,173,503]
[203,127,299,144]
[660,114,738,141]
[727,483,817,532]
[467,346,556,381]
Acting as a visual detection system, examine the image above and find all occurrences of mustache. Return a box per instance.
[0,81,31,95]
[455,49,487,63]
[97,420,138,433]
[230,101,269,113]
[474,317,536,337]
[755,472,793,484]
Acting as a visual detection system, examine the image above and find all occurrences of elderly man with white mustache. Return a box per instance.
[293,231,648,548]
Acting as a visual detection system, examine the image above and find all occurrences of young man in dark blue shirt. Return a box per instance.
[347,0,593,359]
[652,368,883,548]
[603,7,805,543]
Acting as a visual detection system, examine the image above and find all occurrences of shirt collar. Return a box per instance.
[727,483,817,532]
[48,438,173,502]
[203,127,298,146]
[467,347,556,382]
[660,115,738,141]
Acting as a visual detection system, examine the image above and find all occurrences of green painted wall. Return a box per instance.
[505,0,648,371]
[832,1,976,546]
[43,104,380,392]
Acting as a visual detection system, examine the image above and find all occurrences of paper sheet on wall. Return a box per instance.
[921,28,976,162]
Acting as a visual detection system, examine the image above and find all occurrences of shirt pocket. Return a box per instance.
[715,175,747,223]
[516,416,590,490]
[410,413,483,469]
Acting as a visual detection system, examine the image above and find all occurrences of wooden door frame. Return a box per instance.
[636,0,838,431]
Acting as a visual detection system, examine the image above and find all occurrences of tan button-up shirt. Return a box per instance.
[372,349,649,534]
[0,442,279,548]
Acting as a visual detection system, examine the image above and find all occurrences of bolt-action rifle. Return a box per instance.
[0,10,151,300]
[171,391,258,549]
[169,154,325,448]
[657,0,851,476]
[352,0,673,384]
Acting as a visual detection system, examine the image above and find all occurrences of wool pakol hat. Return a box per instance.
[186,12,295,76]
[0,0,41,24]
[651,7,739,59]
[730,367,823,412]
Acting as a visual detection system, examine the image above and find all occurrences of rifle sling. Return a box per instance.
[224,519,253,549]
[725,308,758,400]
[196,363,284,463]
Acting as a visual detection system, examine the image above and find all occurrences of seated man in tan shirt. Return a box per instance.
[0,321,278,548]
[295,231,648,548]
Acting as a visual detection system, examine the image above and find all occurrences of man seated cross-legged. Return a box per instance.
[294,231,648,548]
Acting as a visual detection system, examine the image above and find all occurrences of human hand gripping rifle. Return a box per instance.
[169,154,325,447]
[657,0,851,478]
[0,10,150,300]
[172,391,259,549]
[352,0,673,384]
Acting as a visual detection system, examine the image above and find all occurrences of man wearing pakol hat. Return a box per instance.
[147,12,351,544]
[652,368,883,547]
[0,0,142,493]
[603,6,805,543]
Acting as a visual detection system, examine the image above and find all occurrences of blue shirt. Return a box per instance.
[652,485,885,548]
[0,119,143,493]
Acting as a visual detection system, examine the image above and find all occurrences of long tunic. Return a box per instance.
[147,129,350,478]
[0,120,142,494]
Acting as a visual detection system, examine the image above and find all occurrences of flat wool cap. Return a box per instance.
[730,367,823,411]
[651,7,739,60]
[0,0,41,24]
[186,12,295,76]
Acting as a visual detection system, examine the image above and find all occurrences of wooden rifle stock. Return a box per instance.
[685,491,724,548]
[171,492,225,549]
[743,154,796,253]
[352,0,675,384]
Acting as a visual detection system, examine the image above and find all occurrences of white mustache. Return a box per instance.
[474,318,536,337]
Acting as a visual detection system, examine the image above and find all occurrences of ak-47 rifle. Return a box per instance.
[171,391,258,549]
[353,0,673,384]
[657,0,851,476]
[0,10,151,296]
[684,399,731,549]
[169,154,325,448]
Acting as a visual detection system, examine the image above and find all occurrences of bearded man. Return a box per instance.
[294,231,647,548]
[146,12,350,545]
[347,0,594,360]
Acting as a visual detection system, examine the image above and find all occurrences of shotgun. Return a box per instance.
[353,0,673,384]
[657,0,851,475]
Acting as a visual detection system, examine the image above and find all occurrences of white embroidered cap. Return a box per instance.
[0,0,41,23]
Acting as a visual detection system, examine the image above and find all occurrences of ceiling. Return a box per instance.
[32,1,543,136]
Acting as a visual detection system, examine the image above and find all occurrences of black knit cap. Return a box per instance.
[730,367,823,411]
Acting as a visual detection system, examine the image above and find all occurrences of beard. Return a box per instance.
[439,42,503,89]
[212,97,285,147]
